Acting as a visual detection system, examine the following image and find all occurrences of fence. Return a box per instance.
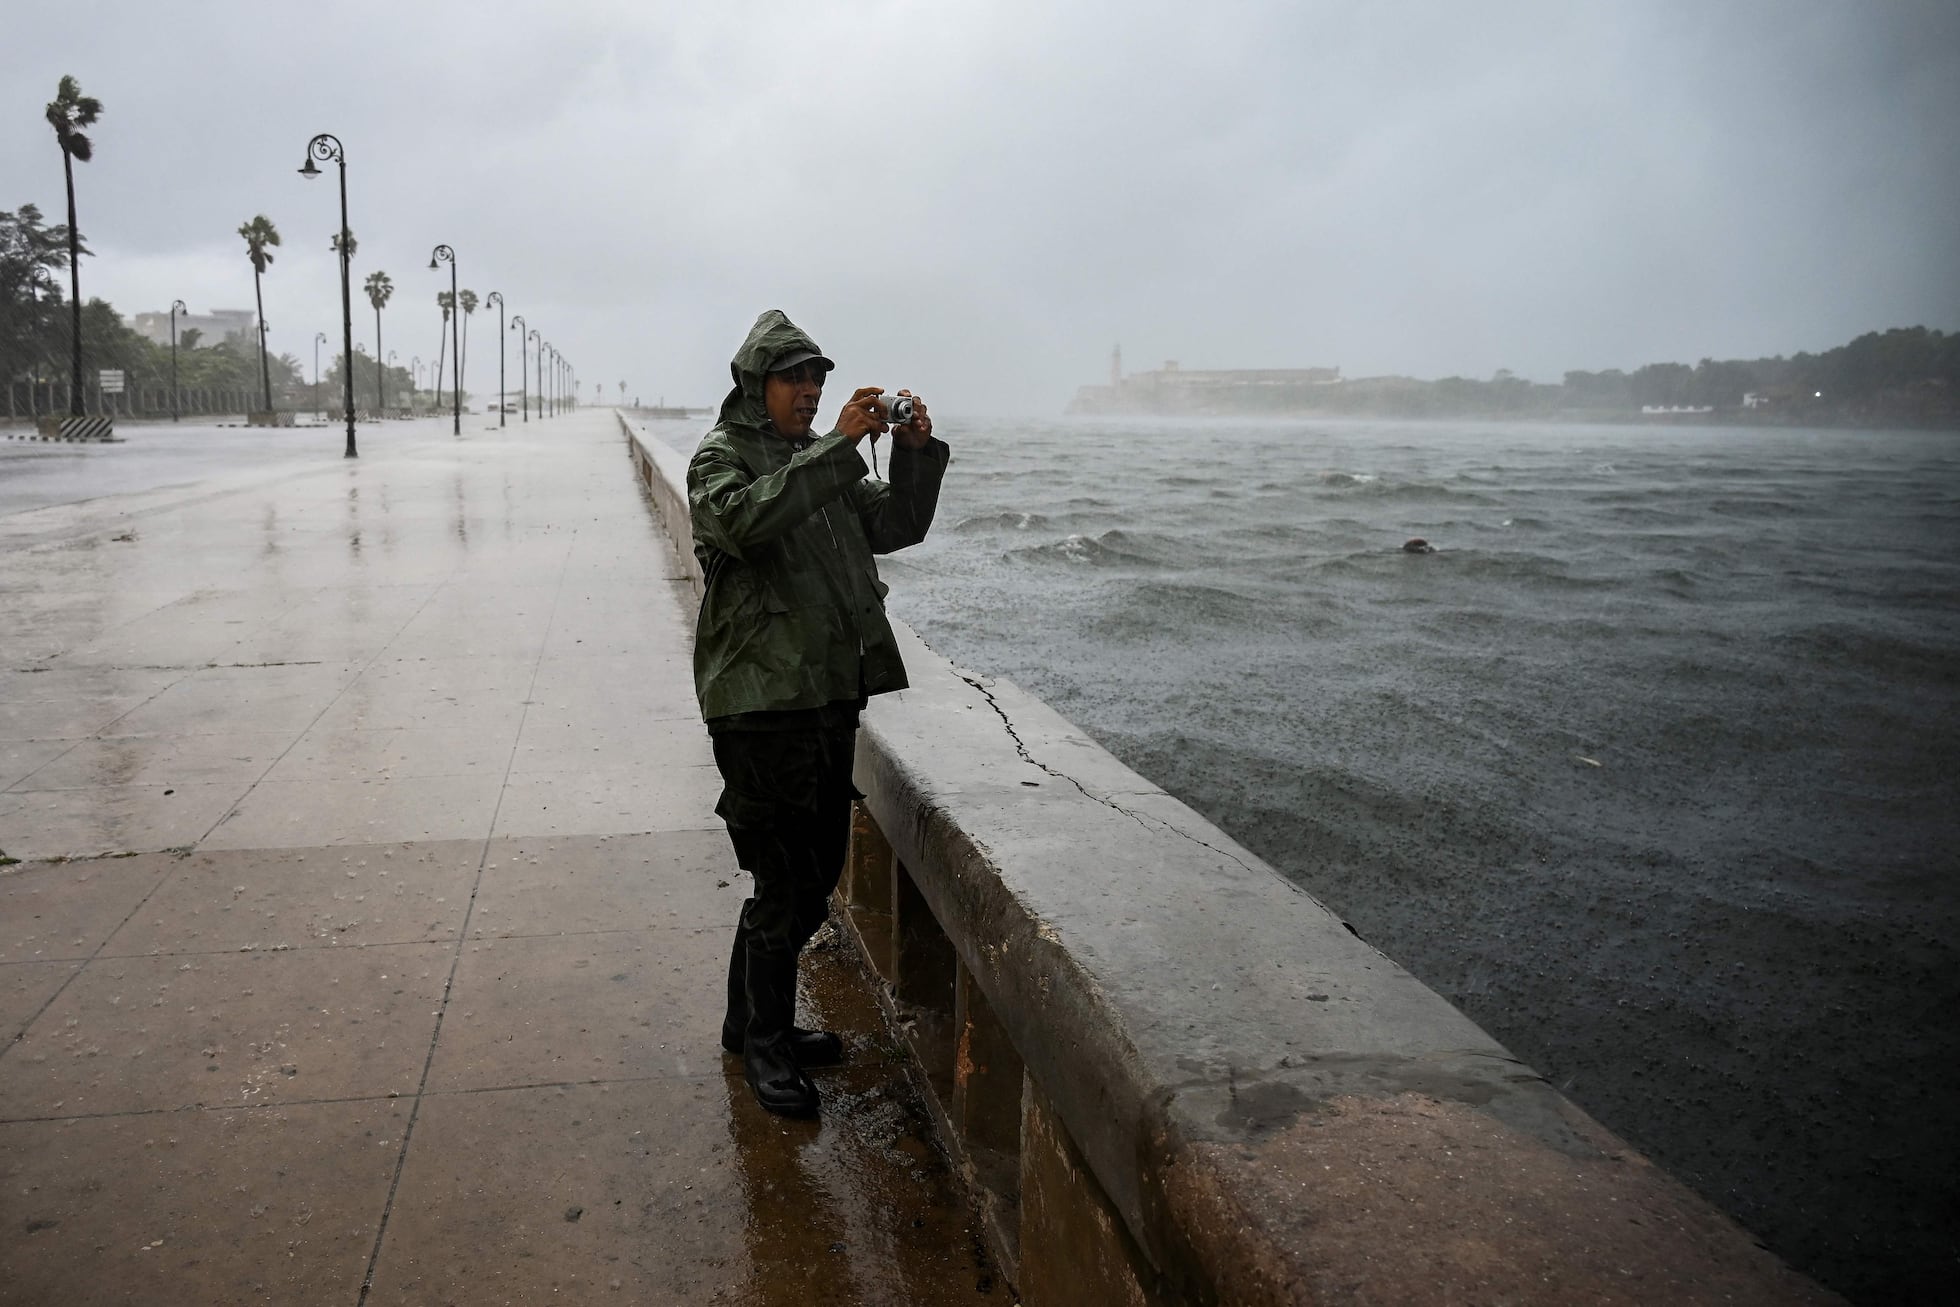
[1,379,282,422]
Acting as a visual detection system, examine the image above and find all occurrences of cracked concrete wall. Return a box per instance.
[617,416,1832,1305]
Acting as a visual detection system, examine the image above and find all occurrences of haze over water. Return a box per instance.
[850,414,1956,1303]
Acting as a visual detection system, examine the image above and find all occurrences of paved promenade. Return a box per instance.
[1,413,996,1304]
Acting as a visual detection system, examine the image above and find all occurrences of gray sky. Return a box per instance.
[4,0,1956,416]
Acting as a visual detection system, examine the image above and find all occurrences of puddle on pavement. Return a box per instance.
[710,925,1009,1304]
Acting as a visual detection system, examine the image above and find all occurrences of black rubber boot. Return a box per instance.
[743,948,819,1117]
[721,911,844,1065]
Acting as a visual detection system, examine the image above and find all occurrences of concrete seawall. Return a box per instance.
[622,414,1833,1305]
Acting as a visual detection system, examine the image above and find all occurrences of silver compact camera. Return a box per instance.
[874,393,914,424]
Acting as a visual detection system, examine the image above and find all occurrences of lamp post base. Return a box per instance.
[33,416,117,441]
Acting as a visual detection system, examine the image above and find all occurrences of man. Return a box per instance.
[688,309,948,1117]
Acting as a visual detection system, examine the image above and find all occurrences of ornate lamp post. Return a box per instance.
[411,356,421,404]
[484,292,506,428]
[427,245,459,434]
[170,299,188,422]
[545,344,556,418]
[510,315,527,423]
[528,329,542,420]
[386,350,398,415]
[298,134,357,458]
[312,330,328,420]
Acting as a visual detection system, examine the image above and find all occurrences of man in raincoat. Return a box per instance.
[688,309,948,1116]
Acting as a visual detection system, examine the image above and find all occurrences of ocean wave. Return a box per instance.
[1790,622,1958,684]
[1004,528,1177,569]
[1305,549,1620,591]
[1087,579,1327,640]
[951,510,1053,533]
[1600,505,1701,527]
[1708,497,1809,519]
[1315,477,1503,505]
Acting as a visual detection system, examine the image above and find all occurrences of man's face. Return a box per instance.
[764,362,825,439]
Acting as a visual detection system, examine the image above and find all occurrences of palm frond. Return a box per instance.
[45,76,103,157]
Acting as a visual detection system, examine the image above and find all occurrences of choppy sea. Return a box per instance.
[657,413,1959,1304]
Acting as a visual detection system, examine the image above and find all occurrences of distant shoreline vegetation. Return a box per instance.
[1068,326,1960,428]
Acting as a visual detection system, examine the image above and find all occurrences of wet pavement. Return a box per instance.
[0,412,1003,1304]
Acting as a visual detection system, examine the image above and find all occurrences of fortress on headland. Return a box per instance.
[1067,344,1342,415]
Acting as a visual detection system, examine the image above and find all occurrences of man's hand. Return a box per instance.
[890,390,934,450]
[834,387,890,444]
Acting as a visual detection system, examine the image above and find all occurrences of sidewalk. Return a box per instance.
[1,412,999,1304]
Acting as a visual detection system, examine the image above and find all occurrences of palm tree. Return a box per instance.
[331,229,358,260]
[45,75,101,419]
[458,289,478,405]
[435,290,453,411]
[237,215,281,411]
[364,270,393,415]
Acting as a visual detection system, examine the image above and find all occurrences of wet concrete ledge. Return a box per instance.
[622,415,1834,1305]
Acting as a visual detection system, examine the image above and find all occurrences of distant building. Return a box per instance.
[129,308,257,348]
[1069,356,1342,415]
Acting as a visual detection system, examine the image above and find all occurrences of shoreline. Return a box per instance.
[1061,404,1960,431]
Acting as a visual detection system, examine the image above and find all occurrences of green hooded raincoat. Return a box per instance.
[687,310,949,721]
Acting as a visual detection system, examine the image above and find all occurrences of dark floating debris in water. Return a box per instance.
[1402,537,1436,554]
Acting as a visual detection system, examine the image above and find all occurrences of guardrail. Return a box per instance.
[616,410,1833,1305]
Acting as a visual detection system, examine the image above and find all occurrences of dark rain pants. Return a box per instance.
[709,718,859,961]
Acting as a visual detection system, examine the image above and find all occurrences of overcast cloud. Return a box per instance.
[3,0,1955,415]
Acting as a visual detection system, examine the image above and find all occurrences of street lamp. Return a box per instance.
[299,134,357,458]
[411,356,421,403]
[170,299,188,422]
[527,328,541,422]
[544,344,554,418]
[313,330,328,421]
[428,245,459,434]
[510,315,527,423]
[485,292,505,428]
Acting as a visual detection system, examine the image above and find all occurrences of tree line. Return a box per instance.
[1337,327,1960,422]
[1559,326,1960,415]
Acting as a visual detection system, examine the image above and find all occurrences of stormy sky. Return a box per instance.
[2,0,1955,416]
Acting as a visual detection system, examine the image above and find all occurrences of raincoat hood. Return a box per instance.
[717,309,831,431]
